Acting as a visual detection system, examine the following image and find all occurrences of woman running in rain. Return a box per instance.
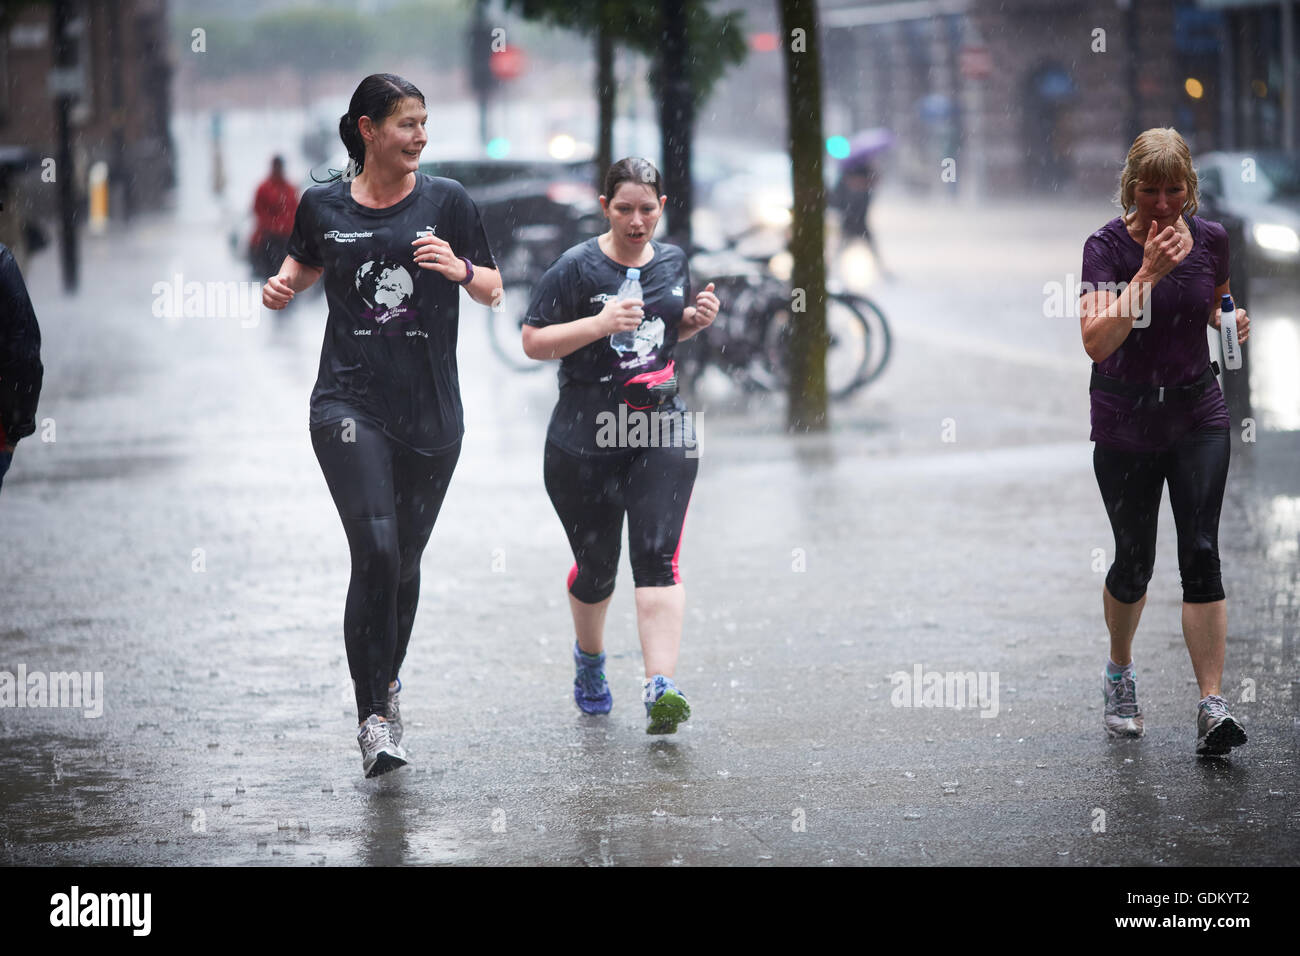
[1078,127,1250,756]
[262,73,500,777]
[522,157,720,734]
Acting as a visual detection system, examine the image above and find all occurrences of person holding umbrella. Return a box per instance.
[833,128,893,280]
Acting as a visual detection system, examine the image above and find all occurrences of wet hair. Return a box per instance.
[319,73,425,183]
[603,157,663,201]
[1115,127,1199,218]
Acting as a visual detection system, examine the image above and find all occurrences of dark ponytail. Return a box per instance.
[603,157,663,200]
[315,73,426,183]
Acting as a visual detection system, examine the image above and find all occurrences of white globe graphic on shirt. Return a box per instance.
[355,260,414,324]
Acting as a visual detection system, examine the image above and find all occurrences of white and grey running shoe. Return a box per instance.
[1103,667,1144,738]
[387,679,402,746]
[1196,694,1247,756]
[357,714,407,778]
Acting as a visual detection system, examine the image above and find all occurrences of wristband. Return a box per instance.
[458,257,474,286]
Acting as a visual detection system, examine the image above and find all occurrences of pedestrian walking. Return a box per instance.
[1078,127,1250,756]
[832,158,891,279]
[262,73,501,777]
[249,155,298,281]
[521,157,720,734]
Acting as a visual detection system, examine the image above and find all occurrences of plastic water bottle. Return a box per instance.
[610,267,643,352]
[1219,294,1241,370]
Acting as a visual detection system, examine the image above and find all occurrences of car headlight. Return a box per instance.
[1252,222,1300,254]
[758,205,792,228]
[752,189,793,228]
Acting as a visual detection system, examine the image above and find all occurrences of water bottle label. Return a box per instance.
[1220,315,1241,369]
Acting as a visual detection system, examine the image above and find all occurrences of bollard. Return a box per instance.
[88,160,108,235]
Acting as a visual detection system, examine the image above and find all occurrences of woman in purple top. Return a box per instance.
[1078,127,1251,756]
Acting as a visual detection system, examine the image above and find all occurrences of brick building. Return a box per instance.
[0,0,175,255]
[820,0,1295,199]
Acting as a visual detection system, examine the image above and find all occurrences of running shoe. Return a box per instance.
[357,714,407,778]
[573,643,613,715]
[1103,666,1143,738]
[1196,694,1248,756]
[387,679,403,745]
[643,674,691,735]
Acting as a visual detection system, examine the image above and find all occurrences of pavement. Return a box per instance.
[1,135,1298,865]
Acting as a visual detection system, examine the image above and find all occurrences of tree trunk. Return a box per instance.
[596,17,614,191]
[779,0,828,431]
[658,0,693,250]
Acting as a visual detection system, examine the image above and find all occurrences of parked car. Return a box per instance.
[1196,151,1300,279]
[420,158,600,279]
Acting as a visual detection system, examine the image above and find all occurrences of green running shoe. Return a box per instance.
[643,674,690,735]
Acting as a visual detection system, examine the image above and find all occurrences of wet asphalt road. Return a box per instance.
[2,148,1299,866]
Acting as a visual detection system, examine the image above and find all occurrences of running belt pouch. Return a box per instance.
[1089,362,1218,408]
[621,361,678,410]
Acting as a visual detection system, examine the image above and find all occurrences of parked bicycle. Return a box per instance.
[486,223,891,401]
[678,228,891,400]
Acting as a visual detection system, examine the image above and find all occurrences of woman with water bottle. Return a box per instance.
[521,157,721,734]
[1078,127,1251,756]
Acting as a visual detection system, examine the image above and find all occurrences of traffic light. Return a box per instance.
[468,0,497,99]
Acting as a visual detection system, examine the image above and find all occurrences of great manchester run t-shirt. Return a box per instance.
[524,237,692,456]
[286,173,495,453]
[1079,214,1231,452]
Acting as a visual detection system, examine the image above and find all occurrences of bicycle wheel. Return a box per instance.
[758,292,890,399]
[842,295,894,392]
[830,292,891,396]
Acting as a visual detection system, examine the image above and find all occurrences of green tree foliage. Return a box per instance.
[503,0,746,108]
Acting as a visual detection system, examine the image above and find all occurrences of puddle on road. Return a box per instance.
[0,733,148,857]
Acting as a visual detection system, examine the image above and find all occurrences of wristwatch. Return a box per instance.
[458,257,474,286]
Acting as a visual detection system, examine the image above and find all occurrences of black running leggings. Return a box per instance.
[544,440,697,604]
[1093,427,1230,605]
[312,415,460,723]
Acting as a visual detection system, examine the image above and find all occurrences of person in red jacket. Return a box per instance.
[250,156,298,279]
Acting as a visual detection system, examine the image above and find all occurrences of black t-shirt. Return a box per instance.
[524,237,691,455]
[286,173,495,453]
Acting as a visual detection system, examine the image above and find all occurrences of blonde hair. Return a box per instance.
[1115,127,1199,218]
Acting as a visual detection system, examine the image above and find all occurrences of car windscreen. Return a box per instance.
[420,161,594,192]
[1223,155,1300,204]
